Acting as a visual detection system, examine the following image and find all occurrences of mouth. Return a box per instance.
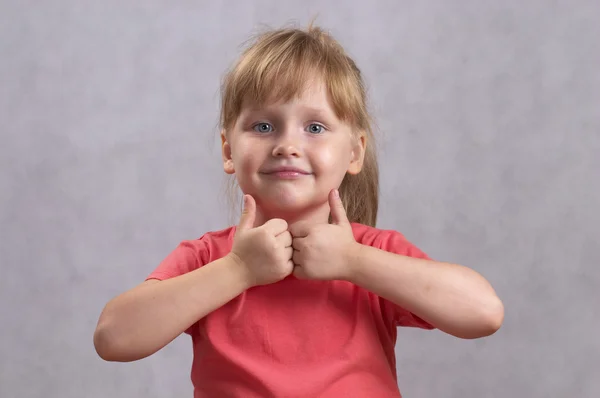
[260,166,312,179]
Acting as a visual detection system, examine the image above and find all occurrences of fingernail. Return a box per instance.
[334,189,339,198]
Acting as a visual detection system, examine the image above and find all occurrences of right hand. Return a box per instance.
[229,194,294,287]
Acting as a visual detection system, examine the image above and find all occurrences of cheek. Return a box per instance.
[313,143,352,173]
[232,146,260,171]
[232,147,260,194]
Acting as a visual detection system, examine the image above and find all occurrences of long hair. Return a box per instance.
[220,23,379,226]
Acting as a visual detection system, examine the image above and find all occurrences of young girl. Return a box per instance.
[94,24,504,397]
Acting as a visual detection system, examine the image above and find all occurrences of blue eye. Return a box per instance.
[253,123,273,133]
[306,124,325,134]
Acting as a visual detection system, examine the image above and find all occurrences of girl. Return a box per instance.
[94,23,504,397]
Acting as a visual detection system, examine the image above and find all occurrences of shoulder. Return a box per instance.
[350,222,409,247]
[350,223,430,259]
[146,226,236,281]
[185,225,237,257]
[196,225,237,245]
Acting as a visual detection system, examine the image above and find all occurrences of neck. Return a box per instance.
[252,202,331,229]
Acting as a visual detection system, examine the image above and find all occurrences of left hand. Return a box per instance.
[289,189,361,281]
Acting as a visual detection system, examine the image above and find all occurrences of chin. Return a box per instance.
[269,196,308,212]
[257,192,313,214]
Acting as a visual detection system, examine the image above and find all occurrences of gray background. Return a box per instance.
[1,1,598,397]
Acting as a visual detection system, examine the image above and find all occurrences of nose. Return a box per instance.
[272,130,300,158]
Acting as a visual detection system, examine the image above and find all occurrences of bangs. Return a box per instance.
[221,28,366,130]
[220,24,379,226]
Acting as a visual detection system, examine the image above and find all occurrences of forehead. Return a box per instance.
[241,78,335,115]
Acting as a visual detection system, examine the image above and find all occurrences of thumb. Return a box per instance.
[238,194,256,231]
[329,189,349,225]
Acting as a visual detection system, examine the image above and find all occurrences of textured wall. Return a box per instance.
[1,1,599,397]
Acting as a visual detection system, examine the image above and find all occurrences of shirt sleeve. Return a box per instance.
[146,238,209,281]
[145,238,211,335]
[378,230,436,330]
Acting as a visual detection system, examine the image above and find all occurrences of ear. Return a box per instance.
[347,133,366,175]
[221,131,235,175]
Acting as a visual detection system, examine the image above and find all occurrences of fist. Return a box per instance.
[229,194,294,287]
[290,189,361,281]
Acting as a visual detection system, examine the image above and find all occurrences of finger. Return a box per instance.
[291,236,305,251]
[288,221,311,238]
[237,195,256,231]
[283,246,293,260]
[293,265,308,279]
[276,231,292,248]
[329,189,350,225]
[292,248,302,265]
[263,218,288,236]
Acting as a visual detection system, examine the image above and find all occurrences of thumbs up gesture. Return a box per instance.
[229,195,294,287]
[289,189,361,281]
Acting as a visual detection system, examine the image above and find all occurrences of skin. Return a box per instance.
[93,78,503,363]
[222,77,504,338]
[221,78,366,228]
[290,190,504,339]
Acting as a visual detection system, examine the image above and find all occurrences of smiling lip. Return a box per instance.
[261,166,312,179]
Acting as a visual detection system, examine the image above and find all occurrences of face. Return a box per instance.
[222,79,365,223]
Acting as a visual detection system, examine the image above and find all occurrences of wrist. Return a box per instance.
[224,252,255,290]
[343,242,366,283]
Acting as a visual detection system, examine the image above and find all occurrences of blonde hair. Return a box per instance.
[220,23,379,226]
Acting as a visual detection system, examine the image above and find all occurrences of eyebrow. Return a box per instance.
[300,106,332,118]
[242,105,333,119]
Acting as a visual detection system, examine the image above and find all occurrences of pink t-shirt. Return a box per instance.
[147,223,434,397]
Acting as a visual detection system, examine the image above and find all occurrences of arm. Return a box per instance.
[93,254,251,362]
[345,244,504,339]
